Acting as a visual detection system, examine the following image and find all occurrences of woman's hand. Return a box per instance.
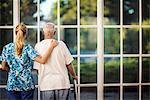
[51,39,58,48]
[34,39,58,64]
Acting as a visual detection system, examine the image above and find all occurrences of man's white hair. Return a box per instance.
[43,22,55,33]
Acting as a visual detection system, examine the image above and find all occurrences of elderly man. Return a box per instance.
[34,22,77,100]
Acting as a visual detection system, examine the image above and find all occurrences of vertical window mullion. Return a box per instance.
[13,0,20,42]
[139,0,142,100]
[97,0,104,100]
[77,0,80,99]
[120,0,123,100]
[57,0,60,41]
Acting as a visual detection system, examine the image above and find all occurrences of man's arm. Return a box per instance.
[66,63,78,80]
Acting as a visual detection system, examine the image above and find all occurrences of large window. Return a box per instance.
[0,0,150,100]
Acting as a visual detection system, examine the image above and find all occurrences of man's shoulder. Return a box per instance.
[35,40,46,47]
[58,41,66,46]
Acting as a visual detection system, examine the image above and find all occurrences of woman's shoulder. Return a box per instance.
[24,43,34,50]
[3,42,14,49]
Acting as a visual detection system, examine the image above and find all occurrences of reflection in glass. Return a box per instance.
[142,28,150,54]
[123,28,139,54]
[80,58,97,84]
[0,0,13,25]
[104,57,120,83]
[40,0,57,25]
[123,86,139,100]
[123,0,139,25]
[104,87,120,100]
[80,28,97,54]
[142,85,150,100]
[80,87,97,100]
[104,0,120,25]
[104,28,120,54]
[123,57,139,83]
[0,88,7,100]
[20,0,37,25]
[80,0,97,25]
[60,28,77,55]
[142,57,150,83]
[142,0,150,25]
[26,29,37,47]
[60,0,77,25]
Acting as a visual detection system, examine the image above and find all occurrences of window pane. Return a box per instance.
[142,57,150,83]
[60,0,77,25]
[142,0,150,25]
[123,0,139,25]
[142,85,150,100]
[26,29,37,47]
[0,29,13,85]
[80,0,97,25]
[33,88,38,100]
[104,28,120,54]
[60,28,77,55]
[104,0,120,25]
[80,58,97,84]
[142,28,150,54]
[104,57,120,83]
[32,70,38,85]
[123,57,139,83]
[20,0,37,25]
[80,87,97,100]
[0,0,13,25]
[123,28,139,54]
[104,87,120,100]
[123,86,139,100]
[40,0,57,25]
[0,29,13,53]
[80,28,97,54]
[0,88,7,100]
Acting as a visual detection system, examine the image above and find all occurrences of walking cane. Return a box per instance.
[73,79,78,100]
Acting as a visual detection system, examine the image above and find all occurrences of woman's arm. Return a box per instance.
[34,39,58,64]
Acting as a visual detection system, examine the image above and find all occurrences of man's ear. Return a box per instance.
[54,31,56,35]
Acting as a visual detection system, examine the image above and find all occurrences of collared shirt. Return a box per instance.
[1,43,39,91]
[34,39,74,91]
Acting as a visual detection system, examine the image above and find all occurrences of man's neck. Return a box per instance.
[44,36,53,39]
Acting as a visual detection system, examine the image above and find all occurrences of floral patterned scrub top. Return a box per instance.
[1,43,39,91]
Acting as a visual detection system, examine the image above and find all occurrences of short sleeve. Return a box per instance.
[1,46,7,61]
[27,44,39,60]
[62,42,74,65]
[33,44,40,70]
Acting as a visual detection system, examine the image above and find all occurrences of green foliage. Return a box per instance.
[80,61,96,83]
[104,28,120,54]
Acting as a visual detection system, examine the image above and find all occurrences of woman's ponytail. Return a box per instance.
[15,23,27,56]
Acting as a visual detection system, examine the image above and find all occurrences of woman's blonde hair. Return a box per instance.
[15,23,27,56]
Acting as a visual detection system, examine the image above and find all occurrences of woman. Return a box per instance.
[0,23,58,100]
